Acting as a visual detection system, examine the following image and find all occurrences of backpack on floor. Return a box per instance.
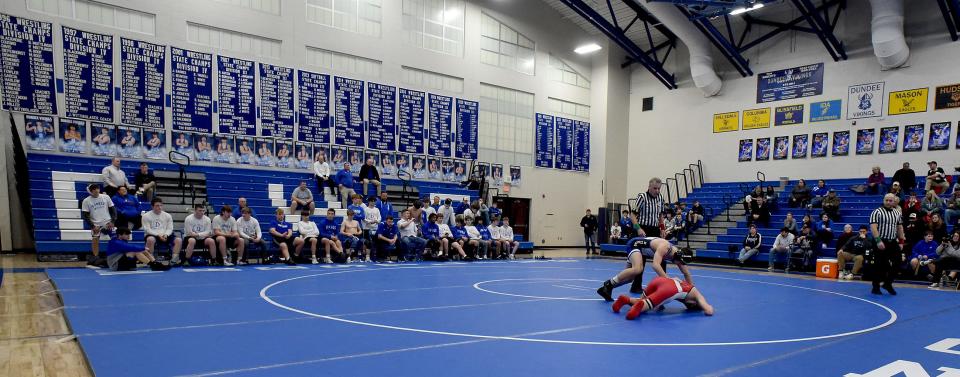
[849,184,867,194]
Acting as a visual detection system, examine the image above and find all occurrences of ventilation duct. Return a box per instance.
[869,0,909,69]
[638,1,722,96]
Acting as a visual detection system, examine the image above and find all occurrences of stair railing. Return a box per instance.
[688,160,703,188]
[664,177,676,203]
[168,150,192,205]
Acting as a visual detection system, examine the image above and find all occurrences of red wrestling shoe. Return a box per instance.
[626,299,648,320]
[612,295,631,313]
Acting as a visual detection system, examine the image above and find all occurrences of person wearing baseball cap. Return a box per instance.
[926,161,949,193]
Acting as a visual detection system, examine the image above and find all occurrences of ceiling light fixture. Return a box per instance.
[574,43,601,54]
[729,3,764,15]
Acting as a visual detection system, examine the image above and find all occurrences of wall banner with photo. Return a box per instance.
[879,127,899,154]
[773,136,789,160]
[856,129,875,155]
[929,122,951,151]
[738,139,753,162]
[90,123,116,157]
[25,114,55,151]
[832,130,850,156]
[509,166,521,187]
[811,132,828,158]
[755,138,771,161]
[903,124,924,152]
[791,134,808,159]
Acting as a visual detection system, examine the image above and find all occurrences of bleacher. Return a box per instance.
[699,176,934,263]
[26,153,493,255]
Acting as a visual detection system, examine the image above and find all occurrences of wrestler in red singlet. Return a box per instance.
[611,276,714,320]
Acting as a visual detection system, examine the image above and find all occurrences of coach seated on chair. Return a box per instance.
[289,181,316,215]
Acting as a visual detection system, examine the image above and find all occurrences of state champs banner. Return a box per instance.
[535,113,555,168]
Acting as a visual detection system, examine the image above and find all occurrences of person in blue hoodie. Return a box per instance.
[107,227,169,271]
[909,231,940,278]
[809,179,829,208]
[347,195,366,224]
[376,216,399,262]
[112,186,142,230]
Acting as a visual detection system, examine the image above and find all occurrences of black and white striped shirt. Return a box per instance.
[869,206,902,240]
[635,192,664,227]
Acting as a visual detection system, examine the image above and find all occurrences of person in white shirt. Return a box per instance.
[609,223,622,243]
[81,184,116,259]
[313,153,336,196]
[439,198,456,228]
[183,204,217,264]
[143,197,182,263]
[340,208,368,262]
[398,209,427,261]
[438,218,465,259]
[769,227,796,272]
[212,206,241,266]
[423,198,437,220]
[487,217,504,259]
[362,197,382,243]
[101,157,129,197]
[464,217,487,259]
[237,207,264,264]
[295,211,321,264]
[500,217,520,259]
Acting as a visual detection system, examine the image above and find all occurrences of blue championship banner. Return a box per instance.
[573,120,590,172]
[428,93,452,157]
[774,105,803,126]
[217,55,256,135]
[0,14,57,114]
[62,26,113,122]
[398,88,425,154]
[455,98,478,159]
[334,76,364,146]
[809,99,842,122]
[756,63,824,103]
[555,117,574,170]
[259,63,295,138]
[297,70,330,143]
[120,38,165,128]
[170,47,213,133]
[535,113,555,168]
[367,82,397,151]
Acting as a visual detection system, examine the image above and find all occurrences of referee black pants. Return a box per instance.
[640,225,661,238]
[870,240,902,288]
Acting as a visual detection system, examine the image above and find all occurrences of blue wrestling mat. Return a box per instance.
[47,260,960,376]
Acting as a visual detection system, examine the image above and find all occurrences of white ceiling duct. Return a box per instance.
[636,1,722,96]
[869,0,910,69]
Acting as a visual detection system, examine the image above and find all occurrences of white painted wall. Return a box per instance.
[1,0,632,247]
[627,2,960,195]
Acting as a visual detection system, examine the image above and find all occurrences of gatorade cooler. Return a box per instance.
[816,258,839,279]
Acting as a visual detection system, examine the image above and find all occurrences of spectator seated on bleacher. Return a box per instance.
[687,201,705,228]
[888,181,904,203]
[836,225,872,280]
[619,210,636,238]
[788,180,811,208]
[268,208,299,266]
[910,231,940,280]
[377,192,396,220]
[289,181,316,215]
[904,213,926,253]
[946,191,960,231]
[769,227,794,272]
[902,193,922,220]
[237,207,265,264]
[661,212,681,241]
[399,210,427,261]
[134,162,157,200]
[438,199,456,228]
[736,225,762,266]
[932,230,960,287]
[212,205,241,266]
[609,223,622,243]
[294,211,321,264]
[809,180,829,207]
[814,213,835,251]
[234,197,256,220]
[318,209,345,263]
[335,163,356,208]
[927,214,948,241]
[112,186,142,230]
[143,198,182,263]
[363,197,382,243]
[921,190,945,219]
[182,204,217,266]
[499,217,520,259]
[101,157,130,197]
[892,162,917,196]
[925,161,950,194]
[821,189,842,221]
[783,212,798,235]
[866,166,886,195]
[791,226,816,271]
[835,224,855,254]
[376,216,399,262]
[359,157,382,197]
[748,196,771,227]
[313,153,336,197]
[764,186,778,211]
[341,208,369,262]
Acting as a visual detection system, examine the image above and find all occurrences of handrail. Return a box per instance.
[682,168,696,196]
[703,206,714,235]
[756,171,766,184]
[675,172,688,199]
[168,150,191,204]
[722,193,732,221]
[664,177,676,203]
[688,163,702,188]
[397,167,413,201]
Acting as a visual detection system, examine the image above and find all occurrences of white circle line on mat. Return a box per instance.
[259,264,897,347]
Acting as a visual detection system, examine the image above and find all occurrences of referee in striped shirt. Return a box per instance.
[868,193,905,295]
[635,178,665,238]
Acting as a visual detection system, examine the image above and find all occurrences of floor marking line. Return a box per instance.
[325,297,556,317]
[173,322,615,377]
[551,284,596,291]
[77,316,315,337]
[260,266,900,347]
[474,278,605,301]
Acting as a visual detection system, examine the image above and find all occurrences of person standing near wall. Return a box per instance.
[635,178,665,238]
[892,162,916,195]
[580,209,598,255]
[869,194,906,295]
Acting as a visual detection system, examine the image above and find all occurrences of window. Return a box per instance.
[480,12,535,75]
[548,54,590,89]
[479,83,534,166]
[402,0,465,56]
[401,66,463,93]
[211,0,281,15]
[306,46,382,78]
[187,22,281,59]
[547,97,590,120]
[306,0,382,38]
[27,0,156,35]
